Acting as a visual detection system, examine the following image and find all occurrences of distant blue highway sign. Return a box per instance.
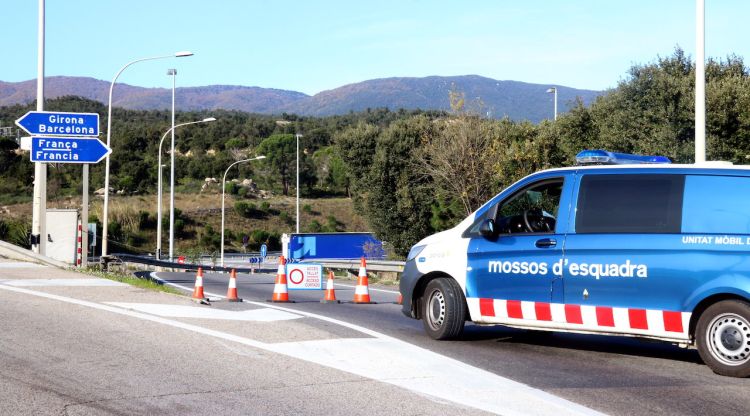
[16,111,100,137]
[260,244,267,258]
[30,136,111,164]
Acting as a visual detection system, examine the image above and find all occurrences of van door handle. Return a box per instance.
[535,238,557,248]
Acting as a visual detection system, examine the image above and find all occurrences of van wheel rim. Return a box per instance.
[427,289,446,330]
[707,313,750,366]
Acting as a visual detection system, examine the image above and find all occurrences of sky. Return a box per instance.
[2,1,749,95]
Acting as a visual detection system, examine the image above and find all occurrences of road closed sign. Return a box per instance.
[286,263,323,290]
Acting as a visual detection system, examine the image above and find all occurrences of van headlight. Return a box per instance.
[407,245,426,262]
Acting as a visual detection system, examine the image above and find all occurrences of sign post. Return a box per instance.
[16,109,103,265]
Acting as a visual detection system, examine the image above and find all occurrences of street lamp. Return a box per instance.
[155,117,216,259]
[221,155,266,267]
[295,133,302,234]
[546,87,558,121]
[101,51,193,259]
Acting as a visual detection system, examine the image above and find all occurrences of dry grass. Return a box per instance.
[2,192,370,253]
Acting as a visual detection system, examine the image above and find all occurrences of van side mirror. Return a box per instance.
[479,218,498,239]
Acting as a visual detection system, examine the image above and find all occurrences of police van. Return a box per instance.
[400,150,750,377]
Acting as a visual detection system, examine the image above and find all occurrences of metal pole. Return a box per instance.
[221,156,265,267]
[695,0,706,163]
[31,0,46,254]
[81,164,89,267]
[168,69,176,261]
[156,157,163,259]
[295,133,301,234]
[101,52,192,259]
[155,118,216,259]
[553,88,558,121]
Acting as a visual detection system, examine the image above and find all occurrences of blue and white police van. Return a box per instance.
[400,150,750,377]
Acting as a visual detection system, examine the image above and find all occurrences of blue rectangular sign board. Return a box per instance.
[16,111,100,137]
[30,136,111,164]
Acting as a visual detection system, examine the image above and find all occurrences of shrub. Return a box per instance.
[307,220,322,233]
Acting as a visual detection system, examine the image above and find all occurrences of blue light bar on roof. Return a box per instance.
[576,150,671,165]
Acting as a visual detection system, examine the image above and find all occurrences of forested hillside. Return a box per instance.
[1,50,749,257]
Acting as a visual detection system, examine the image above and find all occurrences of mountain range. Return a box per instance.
[0,75,602,122]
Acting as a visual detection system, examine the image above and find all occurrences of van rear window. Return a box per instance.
[575,174,684,233]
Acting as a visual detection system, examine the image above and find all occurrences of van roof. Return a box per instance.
[539,162,750,175]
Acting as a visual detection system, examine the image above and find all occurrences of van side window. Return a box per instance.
[576,174,684,233]
[682,175,750,233]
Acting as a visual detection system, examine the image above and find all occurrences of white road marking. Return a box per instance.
[151,272,605,416]
[335,282,400,295]
[0,262,47,269]
[105,302,301,322]
[1,278,126,287]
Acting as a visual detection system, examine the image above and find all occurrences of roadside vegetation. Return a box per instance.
[2,48,749,257]
[77,267,182,295]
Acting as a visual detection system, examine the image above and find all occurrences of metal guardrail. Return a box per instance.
[108,253,405,275]
[297,258,404,273]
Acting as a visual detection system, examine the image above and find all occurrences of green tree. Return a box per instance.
[257,134,296,195]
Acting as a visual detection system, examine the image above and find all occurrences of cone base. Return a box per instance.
[227,298,243,302]
[352,301,377,304]
[321,299,341,304]
[191,298,210,305]
[267,299,295,303]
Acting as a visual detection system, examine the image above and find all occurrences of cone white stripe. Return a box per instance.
[274,283,288,293]
[355,285,369,295]
[359,267,367,277]
[229,277,237,289]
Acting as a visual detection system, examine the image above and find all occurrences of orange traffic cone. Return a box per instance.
[226,269,242,302]
[395,293,403,305]
[353,257,375,304]
[269,256,291,303]
[321,270,340,304]
[192,267,209,304]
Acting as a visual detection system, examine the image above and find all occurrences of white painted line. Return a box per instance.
[335,282,400,295]
[0,262,47,269]
[150,272,605,416]
[105,302,302,322]
[1,278,127,287]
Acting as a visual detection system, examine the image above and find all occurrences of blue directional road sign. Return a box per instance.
[30,136,111,164]
[16,111,100,137]
[260,244,267,259]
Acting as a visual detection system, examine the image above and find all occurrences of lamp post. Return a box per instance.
[546,87,558,121]
[295,133,302,234]
[221,155,266,267]
[101,51,193,259]
[155,117,216,259]
[695,0,706,163]
[167,68,176,262]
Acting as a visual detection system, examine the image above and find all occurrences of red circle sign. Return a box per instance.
[289,268,304,285]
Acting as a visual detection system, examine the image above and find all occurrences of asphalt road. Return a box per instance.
[0,261,505,416]
[156,269,750,416]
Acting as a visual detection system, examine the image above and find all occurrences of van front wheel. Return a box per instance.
[696,300,750,377]
[422,278,466,340]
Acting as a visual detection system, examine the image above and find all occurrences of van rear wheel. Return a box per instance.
[696,300,750,377]
[422,278,466,340]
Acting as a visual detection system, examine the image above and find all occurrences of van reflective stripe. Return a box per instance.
[663,311,684,333]
[628,309,648,329]
[595,306,615,327]
[468,298,691,340]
